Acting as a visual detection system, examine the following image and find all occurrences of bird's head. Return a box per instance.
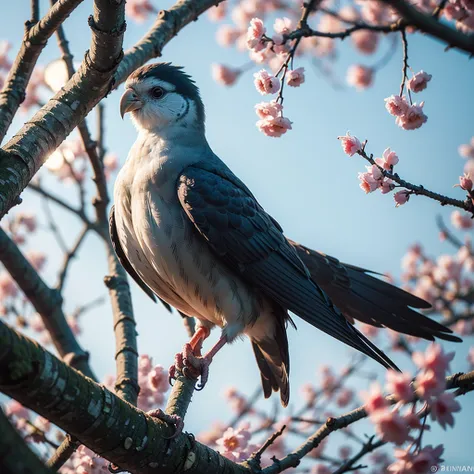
[120,63,205,133]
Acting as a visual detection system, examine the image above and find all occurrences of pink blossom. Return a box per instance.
[148,365,169,393]
[286,67,305,87]
[403,412,424,430]
[274,17,293,35]
[255,100,282,119]
[360,382,388,414]
[370,408,411,445]
[468,347,474,368]
[216,25,241,47]
[125,0,155,23]
[16,212,37,232]
[385,95,410,117]
[256,115,292,138]
[459,138,474,159]
[336,388,354,407]
[337,132,362,156]
[0,273,18,298]
[300,383,317,404]
[461,0,474,11]
[352,30,379,54]
[253,70,280,95]
[396,102,428,131]
[247,18,266,51]
[412,445,444,473]
[216,423,252,457]
[0,40,12,70]
[358,165,382,194]
[430,391,461,429]
[413,343,454,376]
[385,370,414,403]
[407,70,432,93]
[67,316,81,336]
[207,2,226,22]
[456,173,473,191]
[311,465,331,474]
[451,210,473,229]
[104,153,119,180]
[347,65,373,90]
[394,190,410,206]
[380,178,395,194]
[445,0,467,20]
[212,64,240,86]
[27,251,47,272]
[5,400,29,419]
[339,445,352,459]
[414,370,446,400]
[359,322,380,338]
[360,1,392,24]
[375,148,399,170]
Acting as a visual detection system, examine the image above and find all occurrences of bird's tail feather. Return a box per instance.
[251,325,290,407]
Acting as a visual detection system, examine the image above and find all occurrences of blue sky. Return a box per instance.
[2,0,474,466]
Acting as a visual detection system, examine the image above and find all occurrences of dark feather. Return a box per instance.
[177,163,400,380]
[290,242,461,343]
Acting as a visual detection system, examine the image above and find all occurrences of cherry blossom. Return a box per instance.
[0,40,11,70]
[413,343,455,376]
[459,137,474,159]
[125,0,155,23]
[385,370,414,403]
[273,17,293,35]
[395,102,428,131]
[385,95,410,117]
[255,100,282,119]
[216,25,241,47]
[253,69,280,94]
[0,273,18,298]
[256,115,292,137]
[456,173,473,191]
[394,190,410,206]
[311,465,332,474]
[338,132,362,156]
[430,391,461,429]
[414,370,446,400]
[352,30,379,54]
[247,18,266,51]
[347,64,373,90]
[360,382,388,414]
[207,2,227,22]
[358,166,382,194]
[212,64,241,86]
[286,67,305,87]
[407,71,432,93]
[451,210,473,229]
[375,148,399,170]
[216,423,252,461]
[370,408,412,445]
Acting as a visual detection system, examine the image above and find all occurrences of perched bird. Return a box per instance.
[112,62,460,410]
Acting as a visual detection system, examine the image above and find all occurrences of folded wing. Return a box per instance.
[177,161,399,371]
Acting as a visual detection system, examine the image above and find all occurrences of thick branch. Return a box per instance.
[104,245,140,405]
[0,0,85,143]
[0,227,95,379]
[381,0,474,55]
[0,321,249,474]
[0,0,125,219]
[0,407,55,474]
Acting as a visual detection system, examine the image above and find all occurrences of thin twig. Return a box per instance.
[358,144,474,215]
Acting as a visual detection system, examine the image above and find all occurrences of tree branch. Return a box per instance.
[0,0,125,219]
[0,320,250,474]
[0,0,85,143]
[0,407,55,474]
[0,227,96,379]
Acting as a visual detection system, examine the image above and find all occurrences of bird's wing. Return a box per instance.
[177,163,398,370]
[290,241,461,342]
[109,205,171,311]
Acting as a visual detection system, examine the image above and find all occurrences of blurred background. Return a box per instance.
[2,0,474,466]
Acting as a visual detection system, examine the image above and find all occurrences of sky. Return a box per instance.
[2,0,474,467]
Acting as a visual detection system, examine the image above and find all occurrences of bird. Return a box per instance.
[111,62,460,411]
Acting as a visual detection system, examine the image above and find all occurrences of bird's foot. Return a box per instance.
[147,408,184,439]
[169,343,212,390]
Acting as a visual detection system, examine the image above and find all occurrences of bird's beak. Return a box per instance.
[120,88,143,119]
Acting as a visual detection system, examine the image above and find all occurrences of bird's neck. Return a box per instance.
[139,123,206,148]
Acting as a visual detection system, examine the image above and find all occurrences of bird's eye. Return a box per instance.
[150,86,165,99]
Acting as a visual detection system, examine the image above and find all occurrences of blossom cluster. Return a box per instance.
[361,344,459,473]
